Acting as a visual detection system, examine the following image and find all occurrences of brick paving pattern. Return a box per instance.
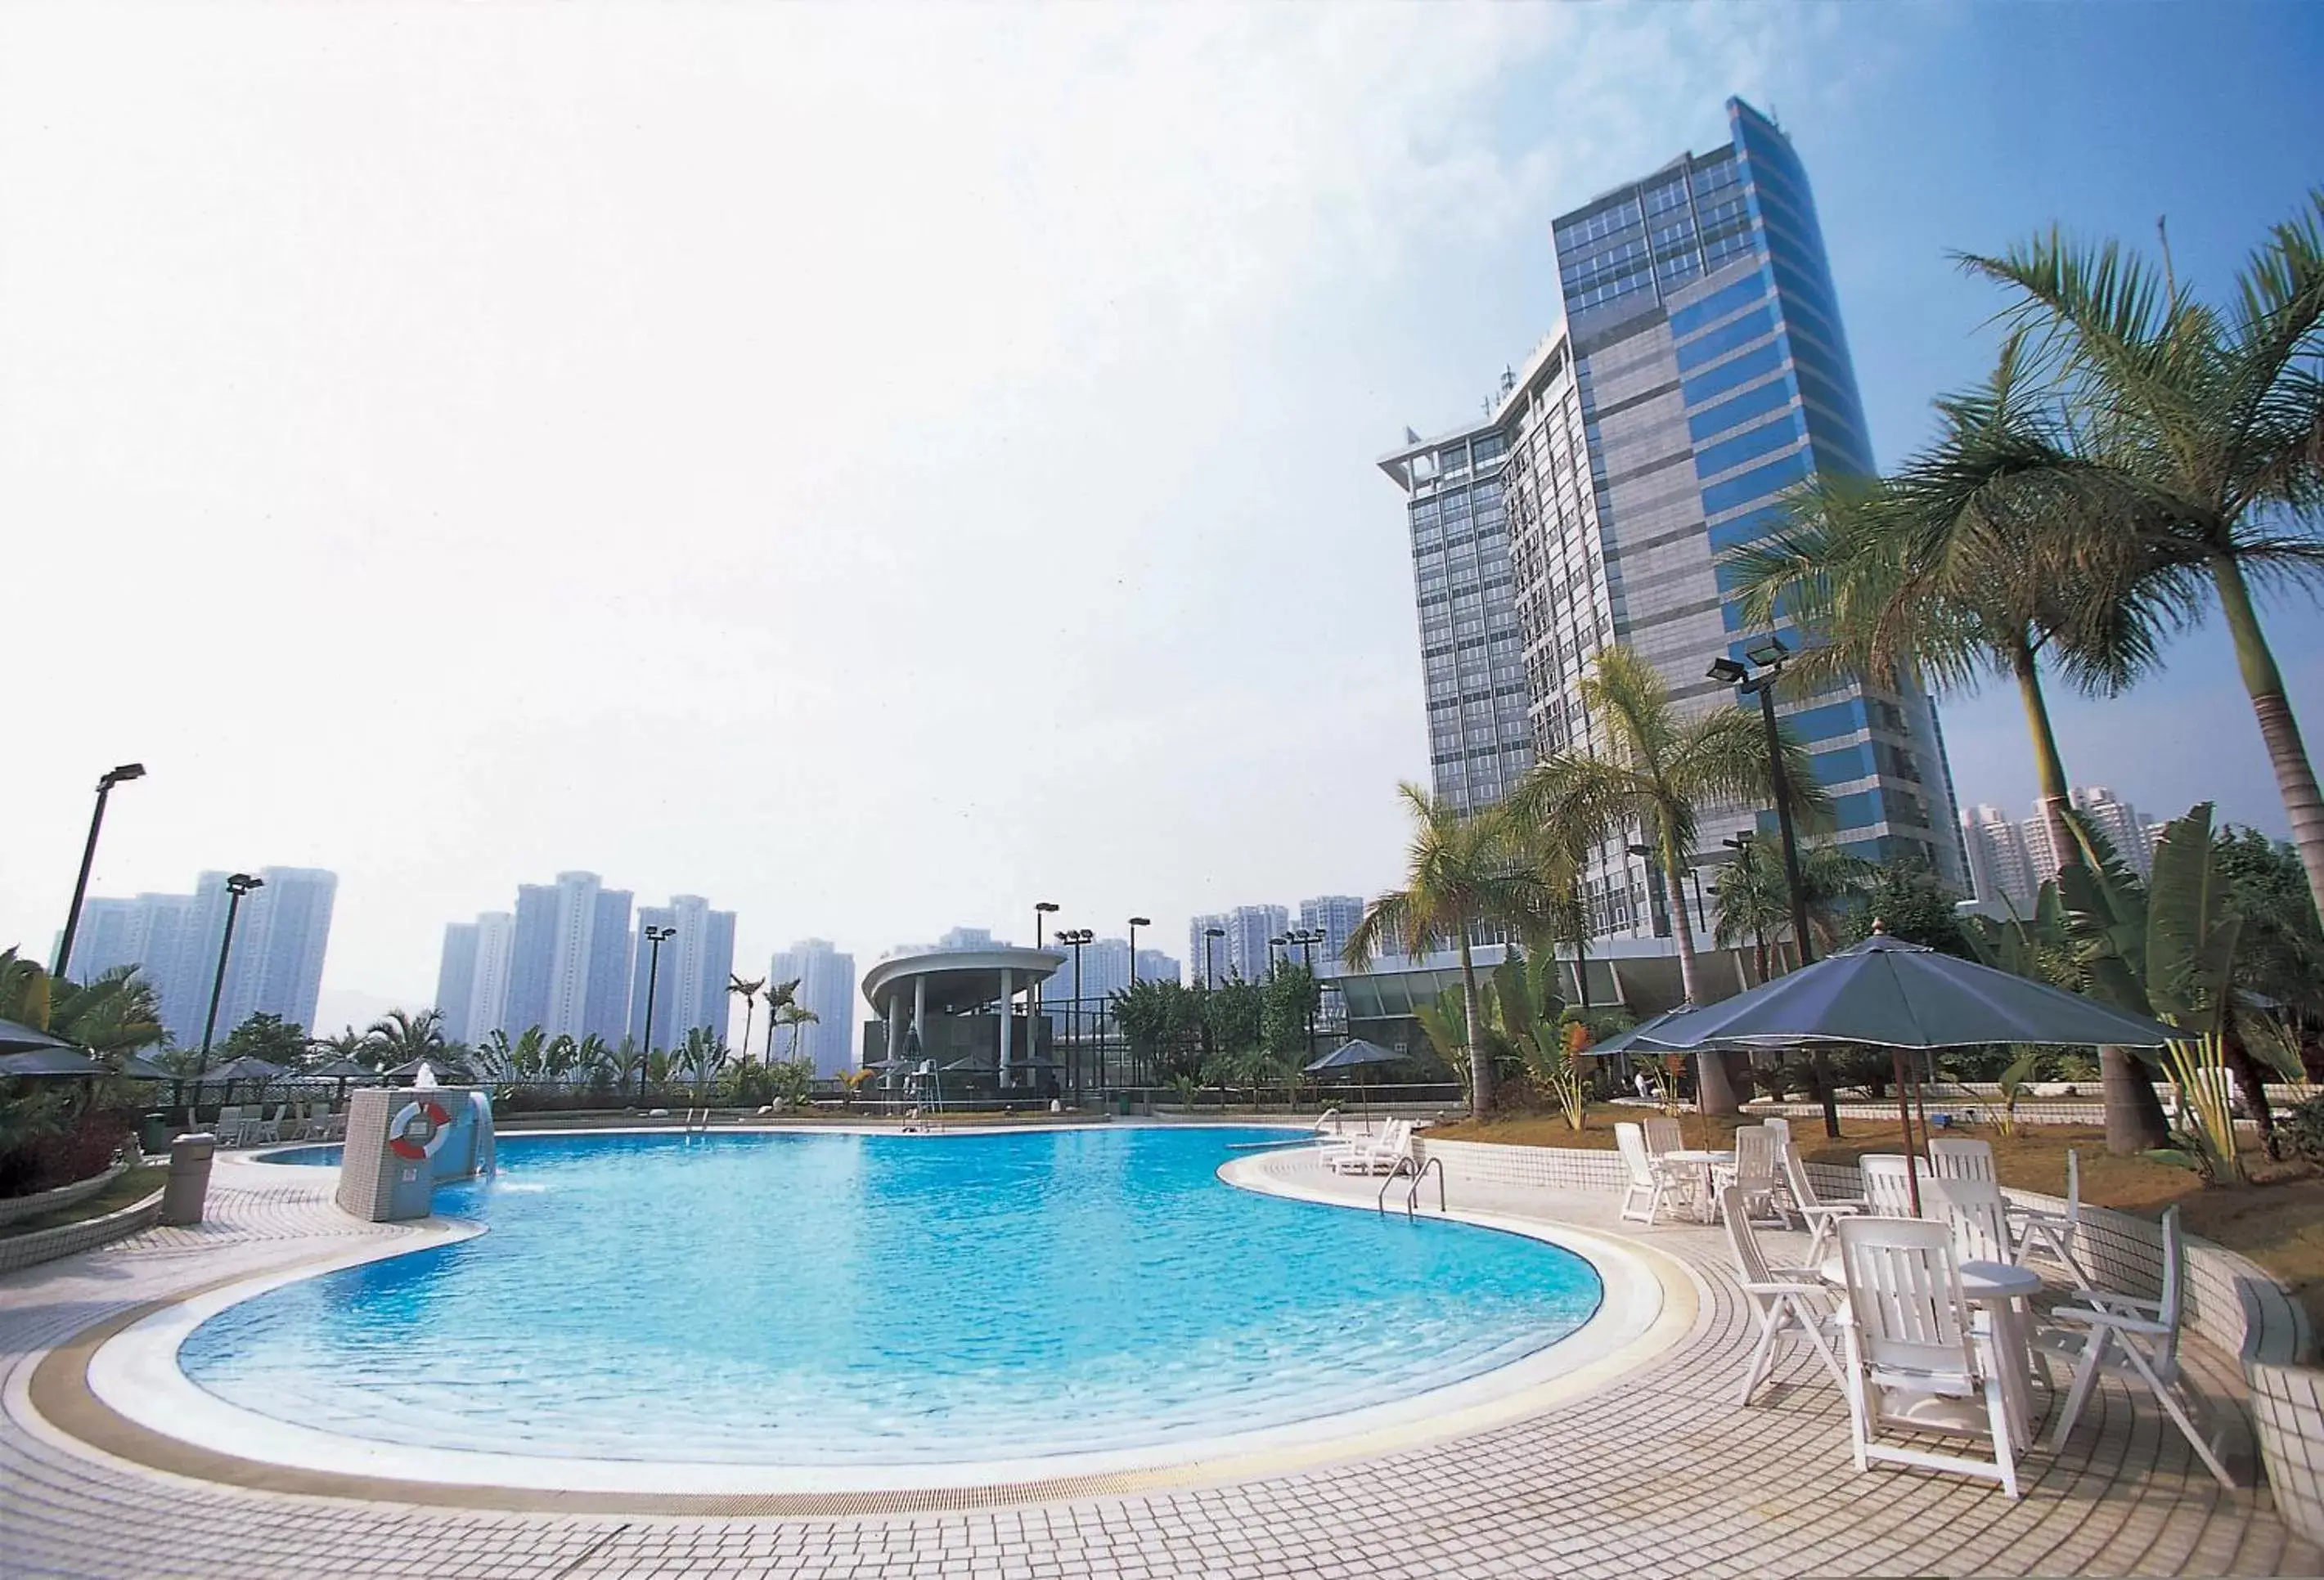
[2,1148,2317,1578]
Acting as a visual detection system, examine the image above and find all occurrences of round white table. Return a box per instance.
[1660,1149,1735,1223]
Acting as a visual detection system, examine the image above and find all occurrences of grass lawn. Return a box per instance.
[0,1165,165,1240]
[1431,1107,2324,1334]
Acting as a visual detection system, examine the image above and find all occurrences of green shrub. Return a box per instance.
[2279,1096,2324,1165]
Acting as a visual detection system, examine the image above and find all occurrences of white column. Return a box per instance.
[887,986,906,1068]
[914,976,927,1046]
[998,968,1014,1086]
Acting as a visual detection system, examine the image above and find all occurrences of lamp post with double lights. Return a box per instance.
[1057,927,1091,1099]
[1034,901,1059,1084]
[53,762,146,979]
[1721,833,1771,982]
[1284,926,1326,1064]
[639,924,677,1100]
[1625,843,1674,938]
[1123,918,1150,1091]
[1709,636,1838,1136]
[196,873,264,1077]
[1202,926,1225,988]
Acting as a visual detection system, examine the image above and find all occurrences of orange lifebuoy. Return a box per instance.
[388,1098,453,1161]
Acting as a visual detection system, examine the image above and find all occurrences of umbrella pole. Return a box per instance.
[1890,1049,1921,1216]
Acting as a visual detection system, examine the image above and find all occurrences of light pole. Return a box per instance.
[1202,926,1225,989]
[53,762,146,979]
[1710,638,1838,1137]
[1722,834,1769,981]
[1269,934,1287,974]
[639,923,677,1100]
[1125,917,1149,1090]
[197,872,263,1076]
[1625,843,1673,937]
[1284,926,1325,1066]
[1059,927,1091,1098]
[1034,901,1059,1085]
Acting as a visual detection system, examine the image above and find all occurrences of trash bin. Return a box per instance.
[160,1133,217,1227]
[1114,1093,1133,1117]
[138,1112,171,1156]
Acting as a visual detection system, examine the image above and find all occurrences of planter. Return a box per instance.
[2251,1362,2324,1545]
[0,1160,128,1228]
[0,1187,164,1276]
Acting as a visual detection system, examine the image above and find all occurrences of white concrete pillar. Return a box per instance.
[887,987,907,1071]
[914,976,927,1045]
[998,968,1014,1086]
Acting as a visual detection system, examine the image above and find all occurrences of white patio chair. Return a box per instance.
[1615,1122,1682,1225]
[1782,1143,1866,1264]
[2039,1205,2235,1488]
[1835,1216,2021,1500]
[1921,1177,2013,1266]
[1717,1123,1785,1223]
[1927,1137,1997,1182]
[2009,1148,2094,1290]
[247,1104,284,1144]
[214,1104,247,1146]
[1859,1155,1921,1216]
[1324,1119,1411,1177]
[1643,1114,1685,1157]
[1720,1186,1845,1405]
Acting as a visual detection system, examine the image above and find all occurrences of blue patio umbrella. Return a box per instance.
[0,1017,74,1057]
[1305,1039,1406,1124]
[1640,931,2182,1210]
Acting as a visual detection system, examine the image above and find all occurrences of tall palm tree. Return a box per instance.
[763,977,800,1063]
[1728,339,2182,1148]
[1510,645,1824,1116]
[1344,783,1546,1117]
[729,975,766,1065]
[1964,196,2324,915]
[1712,842,1791,982]
[774,1001,820,1063]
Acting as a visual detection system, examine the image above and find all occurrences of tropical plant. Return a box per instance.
[1259,963,1319,1062]
[1113,977,1206,1084]
[835,1067,876,1106]
[1509,647,1824,1115]
[2153,1034,2245,1185]
[1964,196,2324,917]
[362,1008,449,1071]
[729,975,766,1066]
[773,1001,820,1063]
[309,1026,367,1068]
[218,1012,307,1067]
[1842,857,1974,956]
[1347,783,1552,1116]
[0,950,168,1064]
[762,978,799,1063]
[1490,950,1585,1131]
[1994,1047,2042,1138]
[764,1056,816,1111]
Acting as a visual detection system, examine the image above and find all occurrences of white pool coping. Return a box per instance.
[86,1129,1691,1497]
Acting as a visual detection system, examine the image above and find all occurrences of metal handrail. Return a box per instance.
[1375,1156,1418,1215]
[1402,1156,1447,1220]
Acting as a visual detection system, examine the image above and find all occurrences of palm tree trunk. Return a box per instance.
[1455,927,1494,1117]
[2213,553,2324,922]
[2012,639,2169,1152]
[1666,847,1740,1116]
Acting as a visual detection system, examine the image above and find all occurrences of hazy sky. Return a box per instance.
[6,2,2322,1039]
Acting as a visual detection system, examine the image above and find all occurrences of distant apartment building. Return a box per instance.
[629,895,736,1052]
[766,938,858,1075]
[1297,895,1366,976]
[1188,913,1229,987]
[1379,97,1964,942]
[444,871,636,1046]
[435,922,481,1044]
[1041,936,1182,1038]
[1959,806,2040,916]
[2020,786,2159,882]
[67,868,336,1046]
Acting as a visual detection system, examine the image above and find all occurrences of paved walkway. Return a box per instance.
[2,1147,2317,1578]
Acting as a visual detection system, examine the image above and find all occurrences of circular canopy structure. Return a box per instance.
[861,948,1063,1016]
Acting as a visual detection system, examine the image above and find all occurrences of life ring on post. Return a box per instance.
[388,1098,453,1161]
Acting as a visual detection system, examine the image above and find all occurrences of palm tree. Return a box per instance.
[1510,645,1825,1116]
[773,1001,820,1063]
[1728,339,2182,1148]
[309,1026,367,1070]
[1963,197,2324,916]
[1712,842,1791,982]
[729,975,766,1065]
[1345,783,1546,1116]
[763,978,800,1063]
[0,950,167,1062]
[362,1008,448,1071]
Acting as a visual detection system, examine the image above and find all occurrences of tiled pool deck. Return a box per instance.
[2,1142,2317,1578]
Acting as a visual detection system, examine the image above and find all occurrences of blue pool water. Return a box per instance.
[190,1128,1602,1465]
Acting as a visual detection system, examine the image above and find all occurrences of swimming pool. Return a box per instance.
[173,1128,1604,1472]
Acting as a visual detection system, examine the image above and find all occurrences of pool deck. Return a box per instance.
[2,1139,2318,1578]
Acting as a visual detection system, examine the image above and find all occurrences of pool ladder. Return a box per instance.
[681,1108,712,1134]
[1376,1155,1446,1221]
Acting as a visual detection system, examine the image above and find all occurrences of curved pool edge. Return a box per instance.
[22,1135,1696,1515]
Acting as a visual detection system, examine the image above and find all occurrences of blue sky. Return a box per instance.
[3,3,2319,1022]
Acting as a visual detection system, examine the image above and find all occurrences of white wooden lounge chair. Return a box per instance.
[1921,1177,2013,1266]
[1859,1155,1920,1216]
[1927,1136,1997,1182]
[1615,1122,1686,1225]
[1836,1216,2021,1500]
[1324,1119,1411,1177]
[2038,1205,2235,1488]
[1643,1114,1685,1157]
[1781,1142,1865,1264]
[1720,1185,1845,1405]
[2009,1148,2093,1290]
[1717,1123,1785,1223]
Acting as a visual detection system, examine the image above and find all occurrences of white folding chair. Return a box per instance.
[1721,1186,1845,1404]
[1615,1122,1678,1225]
[2010,1147,2094,1290]
[1927,1137,1997,1182]
[1859,1155,1921,1216]
[1782,1143,1865,1264]
[214,1104,246,1146]
[1643,1113,1685,1157]
[1922,1177,2014,1266]
[1836,1216,2020,1500]
[1718,1123,1785,1223]
[2039,1205,2235,1488]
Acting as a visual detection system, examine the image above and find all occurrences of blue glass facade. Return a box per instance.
[1545,98,1964,899]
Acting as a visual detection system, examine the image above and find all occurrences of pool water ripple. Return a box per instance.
[187,1128,1601,1465]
